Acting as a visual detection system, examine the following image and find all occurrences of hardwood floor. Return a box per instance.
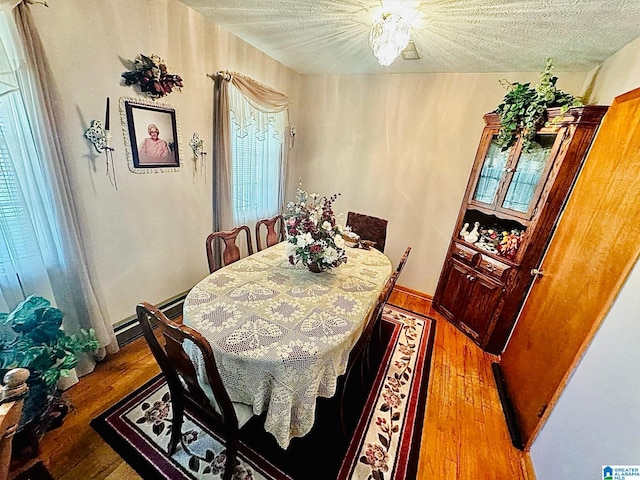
[390,287,529,479]
[10,289,530,480]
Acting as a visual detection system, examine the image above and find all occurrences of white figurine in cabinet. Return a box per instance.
[463,222,480,244]
[459,222,469,239]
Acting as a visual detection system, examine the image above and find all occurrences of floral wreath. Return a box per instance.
[121,53,183,99]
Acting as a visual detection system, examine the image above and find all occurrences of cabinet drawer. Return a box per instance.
[452,242,479,265]
[478,255,510,280]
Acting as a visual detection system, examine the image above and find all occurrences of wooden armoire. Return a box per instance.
[433,106,607,354]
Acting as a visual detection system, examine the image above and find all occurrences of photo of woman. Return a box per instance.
[122,98,180,172]
[138,123,174,164]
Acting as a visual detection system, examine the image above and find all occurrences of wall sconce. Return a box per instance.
[84,119,110,153]
[369,12,411,66]
[84,97,117,190]
[189,132,207,180]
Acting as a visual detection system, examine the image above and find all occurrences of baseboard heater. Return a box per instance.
[491,362,524,450]
[114,292,187,347]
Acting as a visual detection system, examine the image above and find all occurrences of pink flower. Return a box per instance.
[363,443,389,471]
[382,387,402,408]
[144,400,170,424]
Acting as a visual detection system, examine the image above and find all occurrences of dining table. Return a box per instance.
[182,241,392,449]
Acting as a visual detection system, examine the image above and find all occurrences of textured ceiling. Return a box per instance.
[177,0,640,74]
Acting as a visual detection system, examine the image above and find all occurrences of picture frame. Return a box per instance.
[119,97,181,173]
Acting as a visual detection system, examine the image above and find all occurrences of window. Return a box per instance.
[228,84,286,226]
[0,12,56,311]
[230,112,282,225]
[0,108,42,282]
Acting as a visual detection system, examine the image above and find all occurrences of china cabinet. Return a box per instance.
[433,106,607,354]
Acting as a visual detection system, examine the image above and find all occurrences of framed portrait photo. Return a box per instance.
[119,97,181,173]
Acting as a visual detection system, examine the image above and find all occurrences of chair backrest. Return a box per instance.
[205,225,254,273]
[136,302,239,429]
[382,271,399,306]
[396,246,411,275]
[255,214,286,252]
[348,284,389,363]
[346,211,388,253]
[382,247,411,305]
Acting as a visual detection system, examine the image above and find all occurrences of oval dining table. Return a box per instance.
[182,241,392,449]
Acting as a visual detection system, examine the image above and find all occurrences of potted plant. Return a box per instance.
[494,58,583,151]
[0,295,99,437]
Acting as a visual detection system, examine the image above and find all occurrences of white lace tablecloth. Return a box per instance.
[183,242,392,449]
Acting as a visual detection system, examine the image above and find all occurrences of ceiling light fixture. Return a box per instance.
[369,12,411,67]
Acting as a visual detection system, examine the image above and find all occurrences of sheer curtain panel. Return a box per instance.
[212,71,292,231]
[0,2,118,384]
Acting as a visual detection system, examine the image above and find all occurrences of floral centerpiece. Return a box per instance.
[121,53,184,99]
[284,184,348,272]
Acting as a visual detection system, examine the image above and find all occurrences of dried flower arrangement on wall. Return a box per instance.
[121,54,183,99]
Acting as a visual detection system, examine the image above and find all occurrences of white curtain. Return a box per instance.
[0,2,118,382]
[228,83,287,225]
[211,71,292,267]
[0,9,48,311]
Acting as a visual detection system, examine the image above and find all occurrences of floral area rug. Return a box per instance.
[91,305,435,480]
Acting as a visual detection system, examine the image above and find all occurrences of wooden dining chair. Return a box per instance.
[255,214,286,252]
[346,211,388,253]
[137,302,255,480]
[205,225,254,274]
[373,246,412,350]
[338,282,391,435]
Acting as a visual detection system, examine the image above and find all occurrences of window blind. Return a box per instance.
[230,110,283,225]
[0,103,40,281]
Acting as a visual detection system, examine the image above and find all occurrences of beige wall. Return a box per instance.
[293,71,587,295]
[581,35,640,104]
[30,0,301,325]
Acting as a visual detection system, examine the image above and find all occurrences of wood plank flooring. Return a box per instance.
[10,289,529,479]
[388,288,529,479]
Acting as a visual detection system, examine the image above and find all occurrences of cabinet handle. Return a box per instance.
[504,167,514,173]
[466,274,476,282]
[531,268,544,278]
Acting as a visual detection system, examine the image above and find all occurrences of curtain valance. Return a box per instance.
[213,70,290,143]
[214,70,291,113]
[0,0,47,11]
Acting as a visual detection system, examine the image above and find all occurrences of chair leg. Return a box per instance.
[360,347,367,386]
[224,434,239,480]
[363,320,379,382]
[168,394,184,456]
[339,363,356,436]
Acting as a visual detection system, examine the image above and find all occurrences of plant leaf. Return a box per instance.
[7,296,50,332]
[188,456,200,472]
[152,422,164,435]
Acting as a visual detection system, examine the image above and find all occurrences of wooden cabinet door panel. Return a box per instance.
[459,269,504,340]
[436,260,504,342]
[435,260,469,321]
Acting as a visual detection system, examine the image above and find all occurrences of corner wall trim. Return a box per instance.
[492,362,524,450]
[392,284,432,301]
[114,292,187,347]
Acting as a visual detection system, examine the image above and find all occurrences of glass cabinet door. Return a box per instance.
[472,136,510,205]
[500,133,557,213]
